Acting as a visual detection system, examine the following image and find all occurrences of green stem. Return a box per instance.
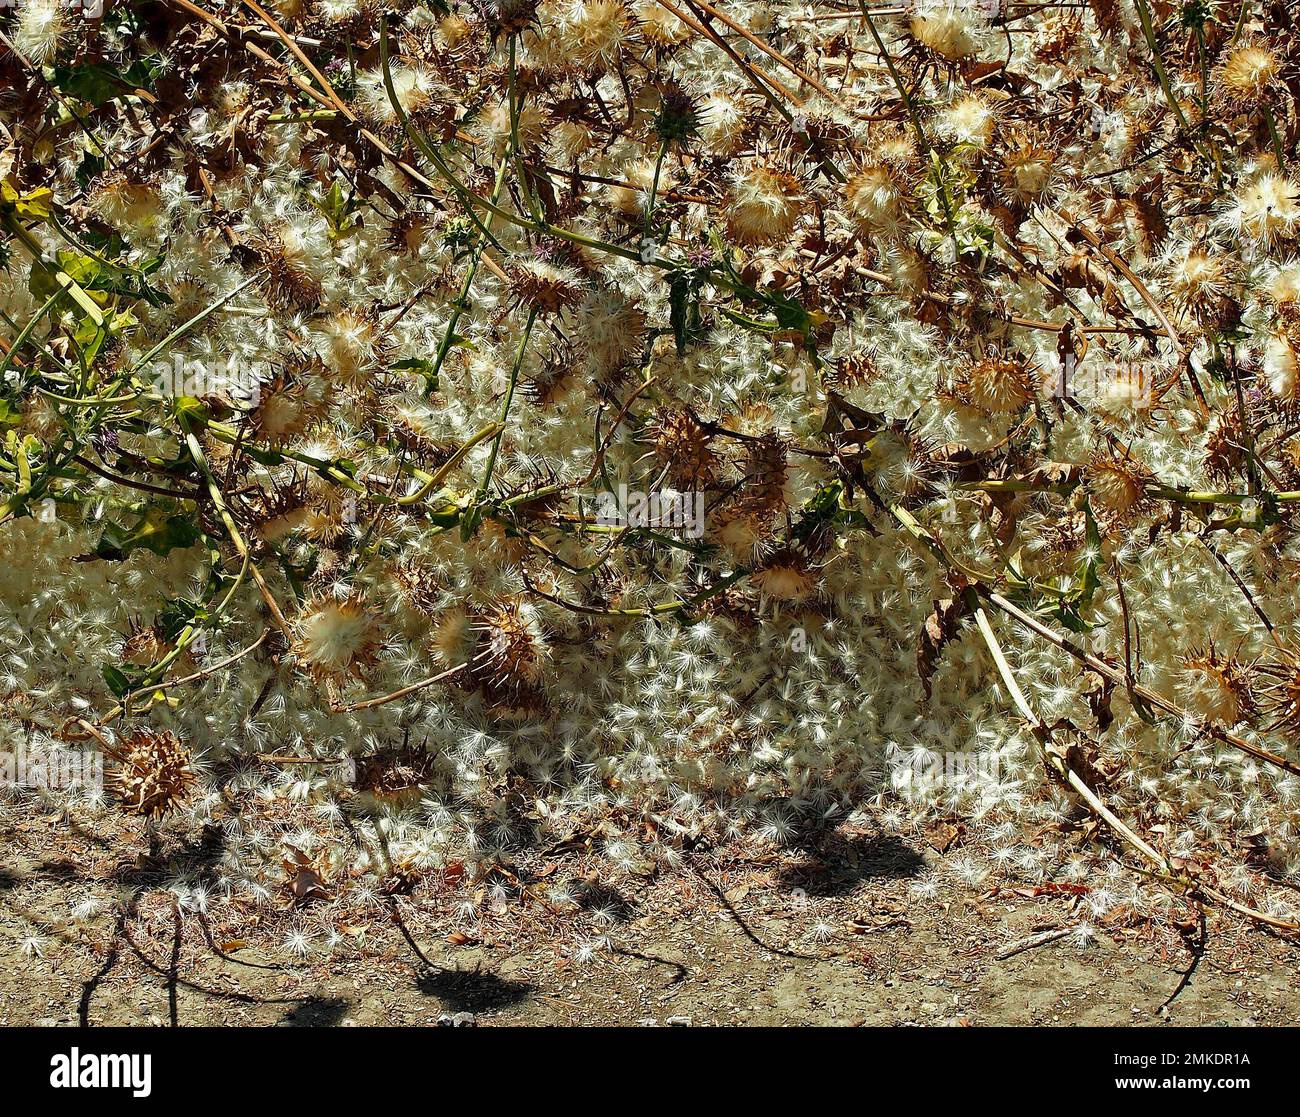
[479,305,538,497]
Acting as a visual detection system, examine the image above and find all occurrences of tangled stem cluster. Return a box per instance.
[3,0,1300,952]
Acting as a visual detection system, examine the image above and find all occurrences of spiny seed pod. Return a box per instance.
[1204,416,1247,484]
[296,596,381,681]
[474,599,551,695]
[1261,650,1300,738]
[1084,451,1152,520]
[649,407,720,488]
[653,83,699,144]
[392,558,442,618]
[725,165,806,247]
[957,356,1036,413]
[107,730,195,820]
[825,352,882,390]
[492,0,541,34]
[388,212,433,254]
[354,747,441,802]
[1218,42,1281,106]
[253,229,324,311]
[751,550,816,602]
[508,258,587,314]
[1180,643,1256,726]
[734,434,790,520]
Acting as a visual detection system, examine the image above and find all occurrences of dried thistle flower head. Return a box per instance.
[698,92,749,157]
[998,140,1056,207]
[87,172,162,233]
[1203,415,1247,484]
[725,164,806,246]
[843,163,909,236]
[1180,644,1255,726]
[320,308,387,387]
[957,356,1036,413]
[14,0,68,65]
[577,289,645,377]
[296,597,381,681]
[536,0,631,74]
[354,747,440,802]
[1219,42,1280,104]
[635,0,690,47]
[1266,264,1300,308]
[1092,361,1154,418]
[253,226,325,310]
[1261,649,1300,738]
[494,0,541,34]
[1166,250,1238,328]
[1230,174,1300,248]
[120,623,172,667]
[910,6,981,60]
[1084,450,1152,520]
[107,730,196,819]
[1264,333,1298,400]
[357,64,445,129]
[649,407,720,488]
[508,257,587,314]
[751,551,816,602]
[252,366,324,443]
[474,598,551,696]
[392,559,442,618]
[937,93,997,149]
[826,352,882,390]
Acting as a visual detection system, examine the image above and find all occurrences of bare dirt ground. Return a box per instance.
[2,803,1297,1027]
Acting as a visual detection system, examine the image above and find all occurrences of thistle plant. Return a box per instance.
[2,0,1300,967]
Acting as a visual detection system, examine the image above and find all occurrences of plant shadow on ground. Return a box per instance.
[417,967,535,1013]
[281,996,351,1027]
[775,830,926,897]
[110,824,226,887]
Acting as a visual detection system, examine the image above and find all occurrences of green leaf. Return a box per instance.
[51,60,160,106]
[158,598,212,643]
[391,356,438,392]
[668,270,706,355]
[1,180,55,221]
[103,664,133,697]
[93,504,201,562]
[103,663,150,697]
[173,396,211,426]
[312,179,362,240]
